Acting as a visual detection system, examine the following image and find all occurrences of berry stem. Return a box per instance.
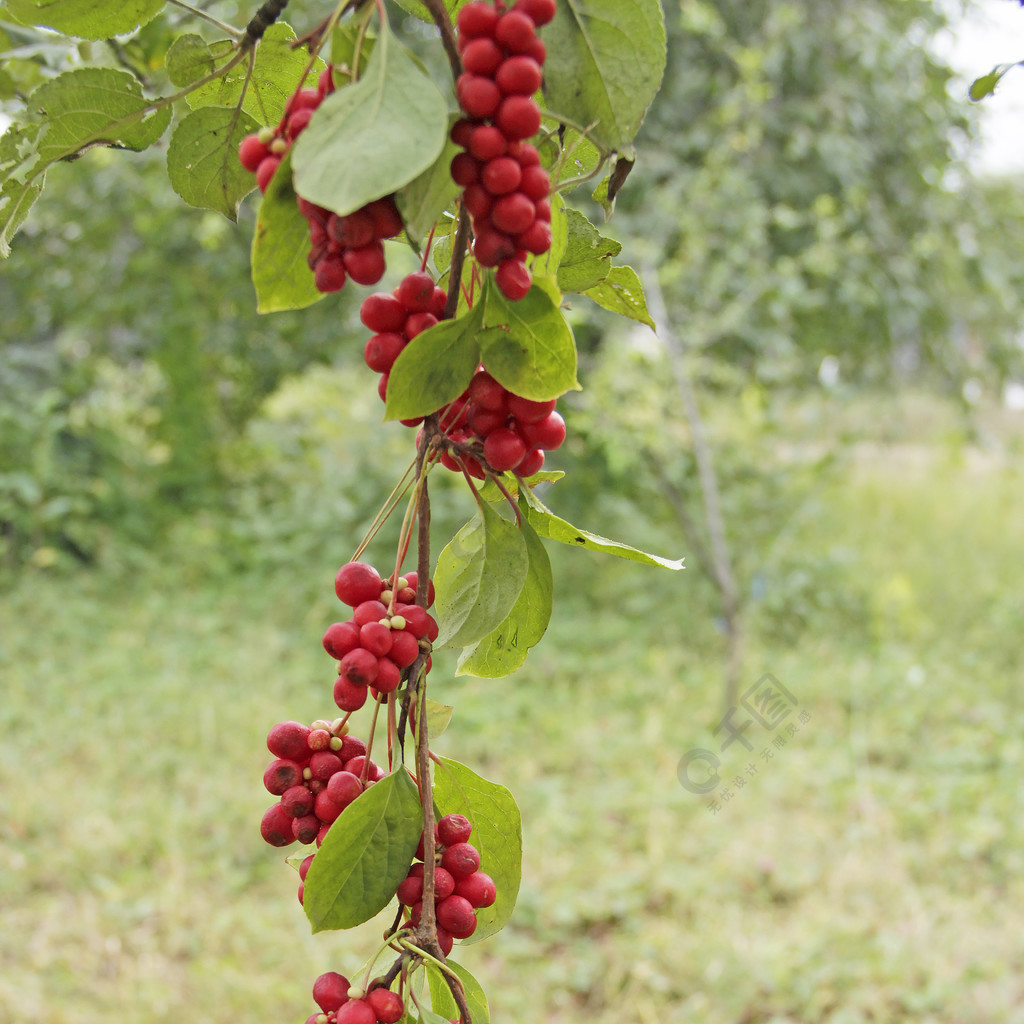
[487,472,523,527]
[361,692,385,787]
[352,457,418,562]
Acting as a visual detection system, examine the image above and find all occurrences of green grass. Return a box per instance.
[3,413,1024,1024]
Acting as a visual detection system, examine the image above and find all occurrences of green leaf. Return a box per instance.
[384,304,482,421]
[481,282,579,401]
[292,27,448,216]
[251,148,325,313]
[433,503,529,649]
[427,961,490,1024]
[456,517,552,678]
[389,0,474,22]
[557,208,621,293]
[433,757,522,943]
[416,1008,450,1024]
[303,768,423,933]
[397,136,461,244]
[167,106,259,219]
[415,698,454,741]
[0,68,171,257]
[521,489,684,570]
[165,33,233,88]
[331,22,376,70]
[543,0,667,153]
[582,264,654,329]
[554,128,604,189]
[2,0,164,38]
[969,64,1017,102]
[187,24,324,127]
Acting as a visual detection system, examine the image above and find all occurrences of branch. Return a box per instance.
[445,209,472,320]
[422,0,463,82]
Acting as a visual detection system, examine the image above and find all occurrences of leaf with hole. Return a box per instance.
[582,264,654,329]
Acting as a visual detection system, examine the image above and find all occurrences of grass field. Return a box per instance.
[2,397,1023,1024]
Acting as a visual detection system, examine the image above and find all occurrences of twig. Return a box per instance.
[444,209,472,320]
[422,0,463,82]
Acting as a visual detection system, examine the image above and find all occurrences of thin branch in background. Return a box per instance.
[643,266,743,708]
[167,0,244,36]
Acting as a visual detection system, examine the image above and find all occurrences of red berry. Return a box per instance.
[281,784,314,818]
[361,293,407,333]
[292,813,321,844]
[437,894,478,938]
[484,426,528,469]
[353,599,388,625]
[396,874,423,906]
[256,155,281,193]
[457,74,501,119]
[313,972,350,1013]
[516,218,552,254]
[388,629,420,668]
[491,192,536,235]
[398,604,433,640]
[437,926,454,956]
[314,254,347,293]
[405,311,438,339]
[438,813,473,845]
[434,866,457,900]
[469,371,508,411]
[364,196,403,239]
[317,66,335,96]
[516,447,545,476]
[429,286,448,318]
[450,151,482,187]
[474,228,516,267]
[264,758,304,795]
[455,870,497,908]
[260,802,297,846]
[495,259,532,301]
[288,88,321,113]
[496,56,543,96]
[521,410,566,449]
[364,332,405,374]
[336,998,376,1024]
[339,647,379,686]
[534,197,552,222]
[463,182,493,220]
[309,750,344,781]
[326,770,363,809]
[469,125,508,162]
[299,853,315,880]
[314,788,344,824]
[367,988,404,1024]
[496,95,541,140]
[514,0,556,25]
[441,842,481,879]
[374,656,402,693]
[517,143,541,167]
[481,156,522,196]
[495,11,537,53]
[323,620,361,659]
[329,210,376,248]
[268,721,312,761]
[286,107,313,139]
[450,117,477,148]
[508,394,556,423]
[396,271,437,312]
[469,406,506,436]
[239,133,270,172]
[334,674,369,712]
[457,1,501,39]
[526,37,546,64]
[344,242,387,285]
[462,37,503,76]
[359,621,393,658]
[336,562,384,606]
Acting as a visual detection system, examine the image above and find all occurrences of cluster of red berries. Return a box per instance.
[436,368,566,477]
[359,271,449,417]
[306,973,404,1024]
[259,719,385,852]
[325,561,438,714]
[451,0,556,301]
[397,813,496,955]
[237,67,403,293]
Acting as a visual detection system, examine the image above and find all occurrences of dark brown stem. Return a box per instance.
[422,0,463,82]
[444,209,472,320]
[242,0,289,50]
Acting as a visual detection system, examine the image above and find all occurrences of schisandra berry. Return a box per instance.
[314,973,351,1013]
[437,894,478,939]
[367,988,404,1024]
[437,813,473,846]
[441,842,481,879]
